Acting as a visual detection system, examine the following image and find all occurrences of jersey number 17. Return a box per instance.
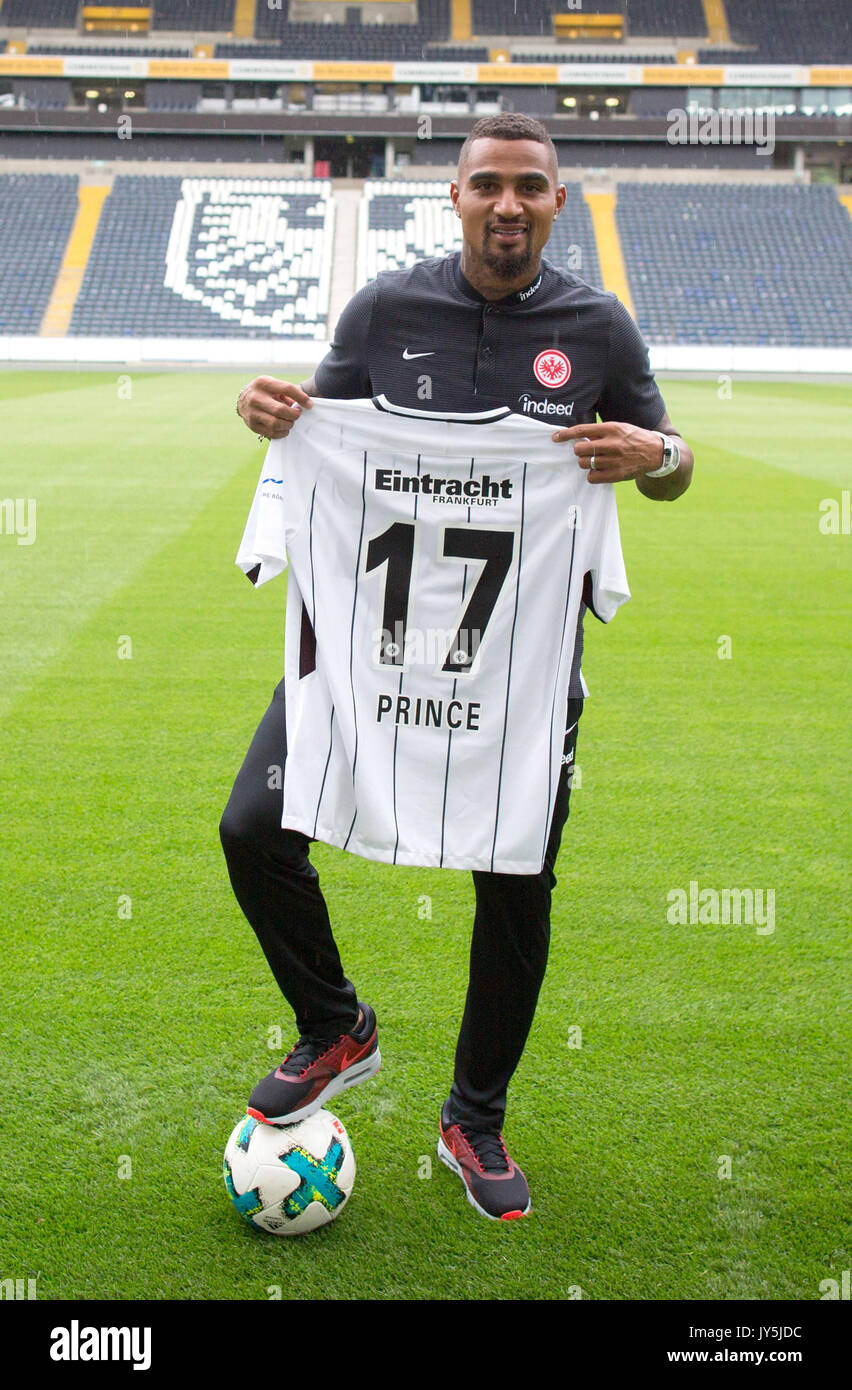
[365,522,515,674]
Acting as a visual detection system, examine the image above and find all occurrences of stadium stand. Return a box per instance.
[0,0,240,30]
[151,0,236,31]
[360,181,461,283]
[0,0,80,25]
[239,0,450,59]
[215,31,465,61]
[619,0,707,40]
[69,176,334,339]
[425,47,490,62]
[254,0,446,43]
[546,183,603,287]
[511,52,676,63]
[616,183,852,345]
[2,170,850,349]
[470,0,705,39]
[27,45,196,58]
[698,0,852,64]
[217,28,431,59]
[0,172,79,334]
[1,0,850,358]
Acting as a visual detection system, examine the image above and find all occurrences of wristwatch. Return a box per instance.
[646,433,680,479]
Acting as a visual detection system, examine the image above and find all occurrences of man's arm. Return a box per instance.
[551,410,694,502]
[236,375,322,440]
[553,299,693,500]
[636,410,694,501]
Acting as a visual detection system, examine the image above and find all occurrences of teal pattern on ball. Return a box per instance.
[280,1139,346,1219]
[223,1156,263,1223]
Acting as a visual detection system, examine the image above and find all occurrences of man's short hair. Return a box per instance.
[457,114,559,180]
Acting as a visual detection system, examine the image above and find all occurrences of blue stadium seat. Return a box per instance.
[0,173,79,335]
[69,176,334,340]
[698,0,851,64]
[616,183,852,345]
[1,0,80,25]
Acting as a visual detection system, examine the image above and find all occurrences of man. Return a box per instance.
[222,113,693,1221]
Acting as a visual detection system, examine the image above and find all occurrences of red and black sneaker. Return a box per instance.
[437,1100,531,1221]
[247,1002,380,1126]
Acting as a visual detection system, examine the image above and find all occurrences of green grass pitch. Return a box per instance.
[0,370,848,1302]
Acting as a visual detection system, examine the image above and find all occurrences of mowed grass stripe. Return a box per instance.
[0,377,848,1300]
[0,371,258,717]
[530,399,848,1298]
[657,378,852,487]
[0,447,515,1301]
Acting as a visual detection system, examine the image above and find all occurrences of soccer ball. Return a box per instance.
[223,1110,355,1236]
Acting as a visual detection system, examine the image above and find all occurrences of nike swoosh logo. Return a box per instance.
[402,348,435,359]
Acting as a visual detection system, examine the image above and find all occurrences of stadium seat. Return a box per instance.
[69,177,334,340]
[697,0,852,64]
[0,173,79,335]
[1,0,80,25]
[617,183,852,345]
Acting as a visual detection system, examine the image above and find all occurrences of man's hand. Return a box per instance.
[236,376,315,440]
[552,417,693,500]
[552,420,664,482]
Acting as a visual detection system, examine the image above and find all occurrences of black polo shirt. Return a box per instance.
[314,251,667,699]
[314,250,666,427]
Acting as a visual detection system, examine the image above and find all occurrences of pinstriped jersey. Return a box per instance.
[236,395,630,874]
[314,251,665,700]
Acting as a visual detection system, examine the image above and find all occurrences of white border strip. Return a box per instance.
[1,338,849,372]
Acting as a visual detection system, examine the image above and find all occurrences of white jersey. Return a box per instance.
[237,395,629,874]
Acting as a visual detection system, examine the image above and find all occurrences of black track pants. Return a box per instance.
[220,676,582,1131]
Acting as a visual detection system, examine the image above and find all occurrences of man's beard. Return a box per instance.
[481,231,533,282]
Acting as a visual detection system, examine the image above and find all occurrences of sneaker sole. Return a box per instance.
[436,1135,531,1222]
[248,1047,382,1127]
